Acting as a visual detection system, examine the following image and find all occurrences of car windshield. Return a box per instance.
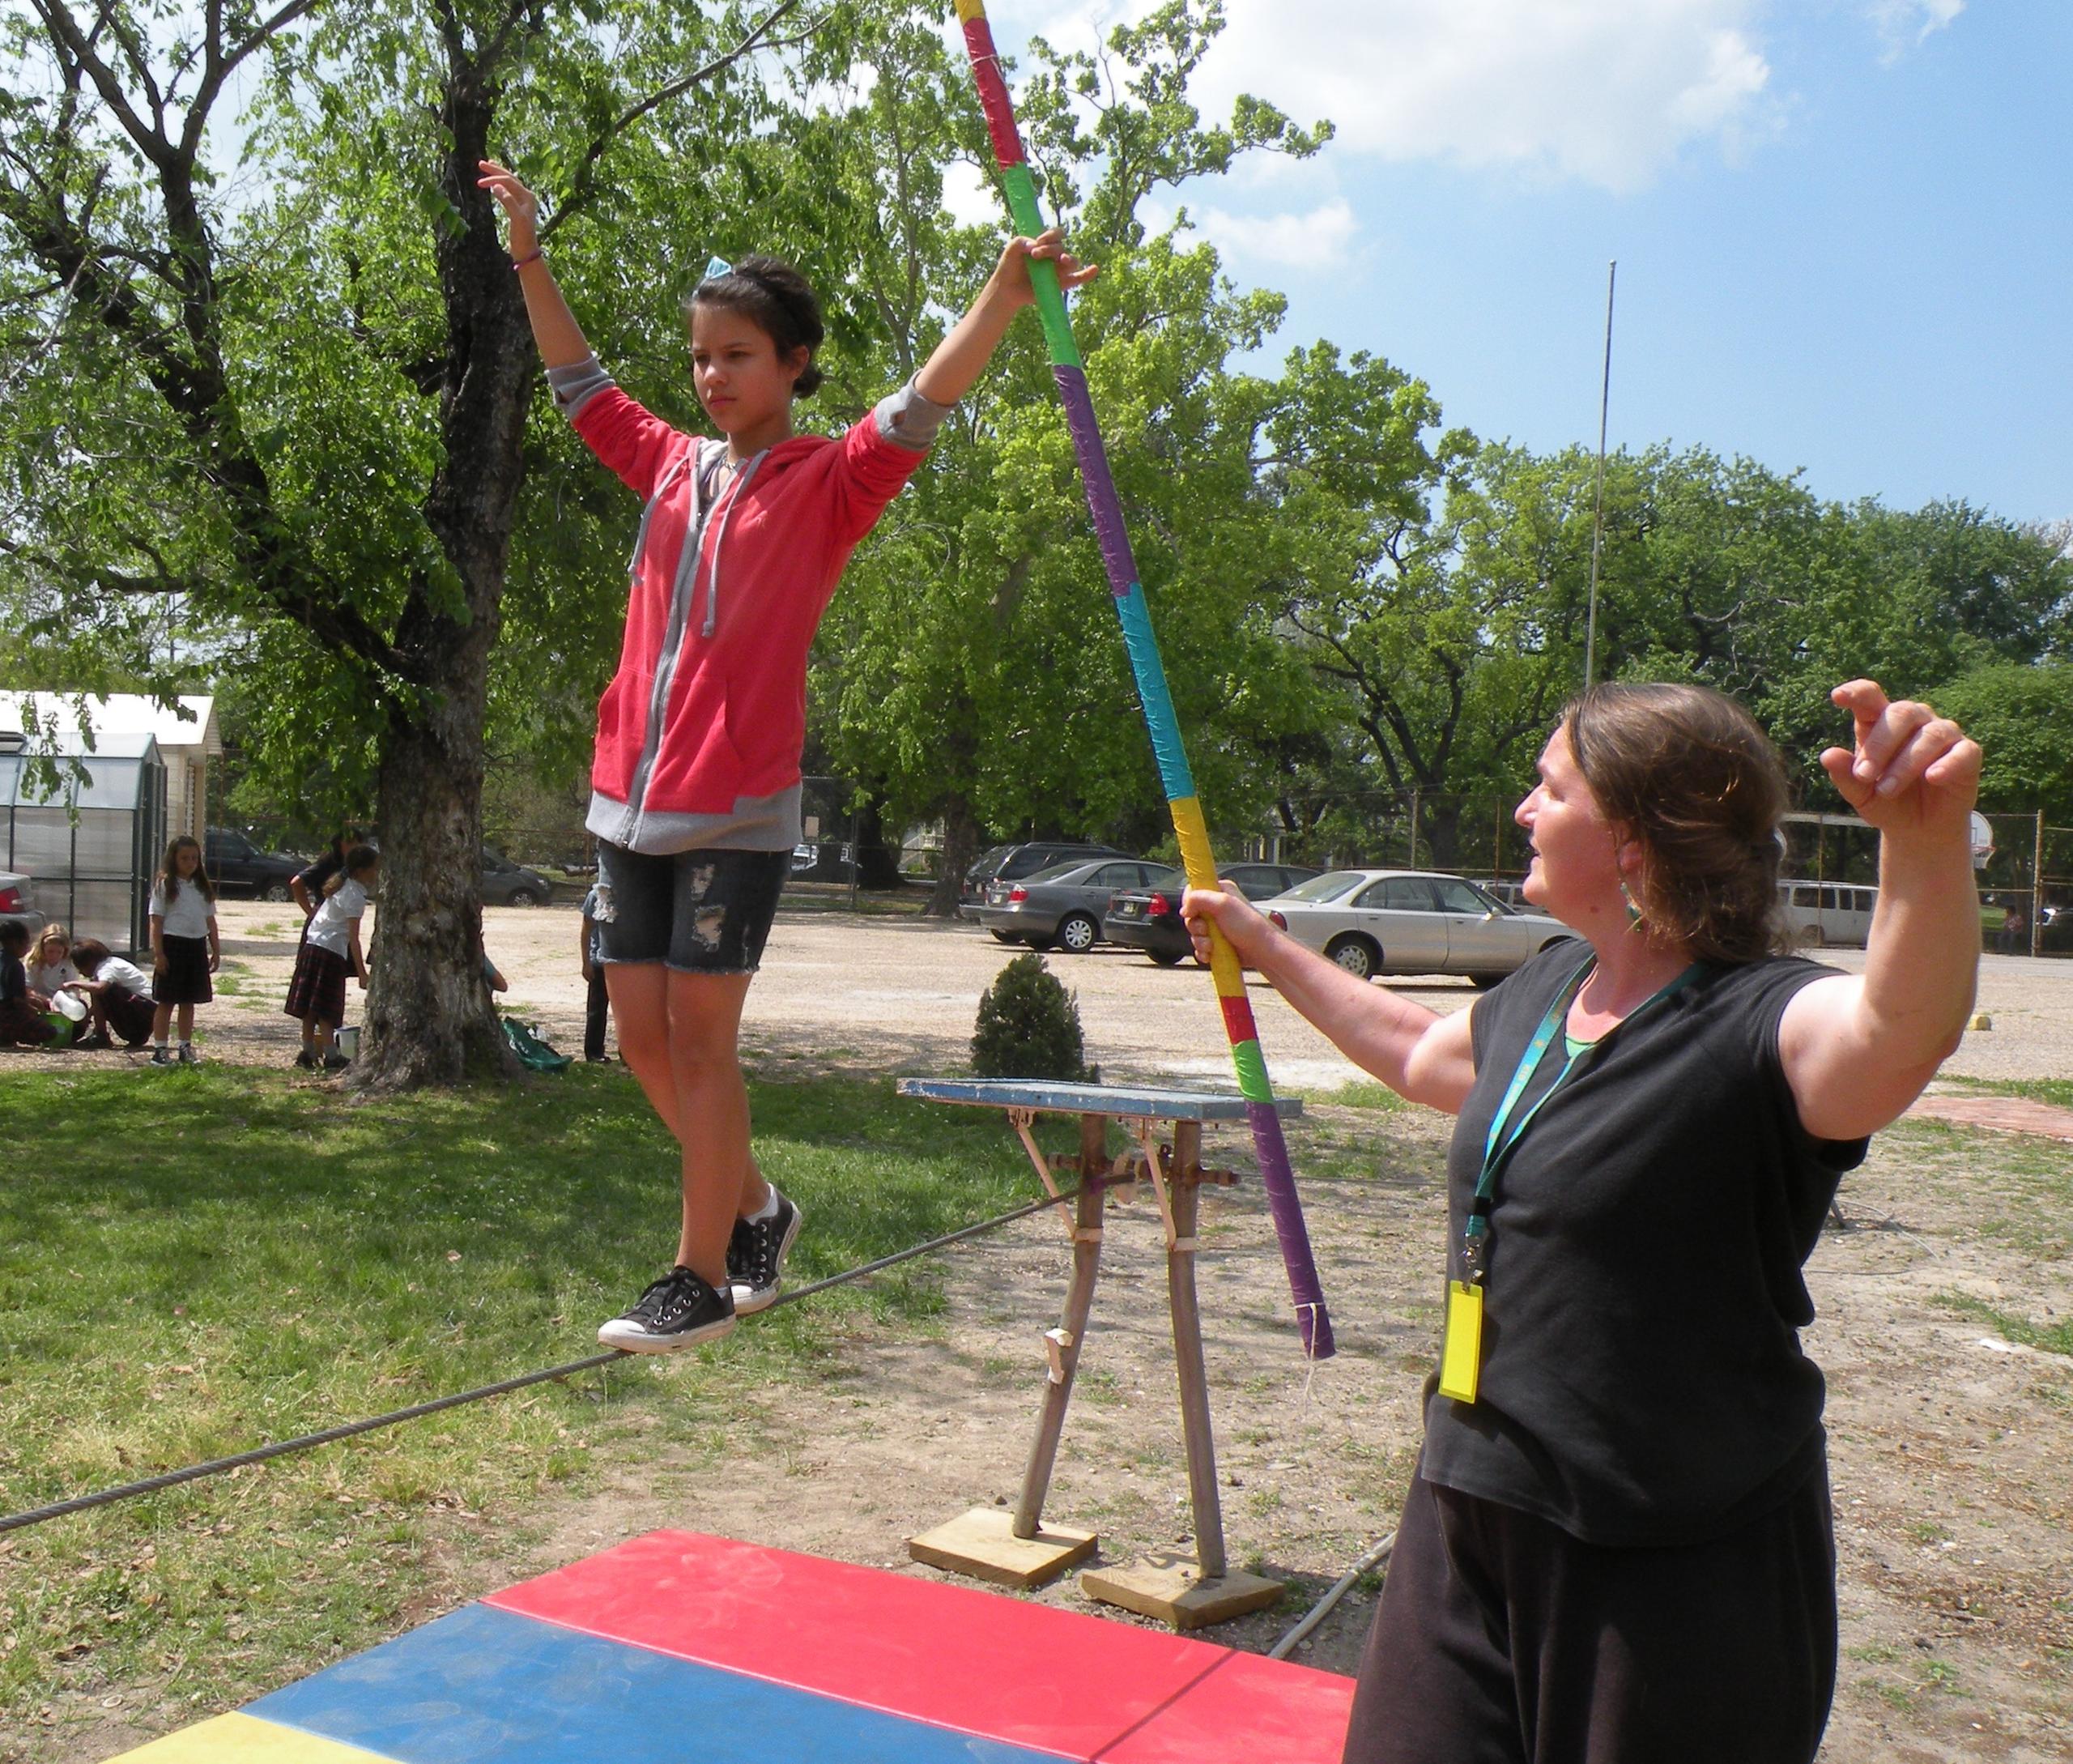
[1275,869,1369,903]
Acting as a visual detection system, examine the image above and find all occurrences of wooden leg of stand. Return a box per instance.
[1166,1121,1228,1580]
[1013,1113,1108,1539]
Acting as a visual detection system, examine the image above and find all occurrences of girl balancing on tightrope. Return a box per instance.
[1186,680,1981,1764]
[479,158,1094,1354]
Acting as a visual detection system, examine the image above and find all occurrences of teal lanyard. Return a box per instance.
[1459,954,1701,1285]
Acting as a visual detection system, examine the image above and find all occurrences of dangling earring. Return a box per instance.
[1620,880,1642,927]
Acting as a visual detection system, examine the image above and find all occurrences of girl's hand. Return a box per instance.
[1820,680,1981,846]
[208,948,220,974]
[476,160,541,255]
[1181,880,1269,969]
[991,228,1097,309]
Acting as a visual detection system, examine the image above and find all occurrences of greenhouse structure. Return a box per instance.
[0,718,168,956]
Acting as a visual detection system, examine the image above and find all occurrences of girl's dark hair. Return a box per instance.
[1564,682,1790,965]
[70,937,109,971]
[158,834,215,905]
[0,920,28,954]
[326,843,381,897]
[686,256,824,398]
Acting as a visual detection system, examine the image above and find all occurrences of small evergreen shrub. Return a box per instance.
[970,952,1096,1082]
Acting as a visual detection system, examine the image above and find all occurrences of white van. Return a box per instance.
[1777,880,1877,948]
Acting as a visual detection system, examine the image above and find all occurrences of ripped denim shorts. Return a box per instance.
[593,844,789,974]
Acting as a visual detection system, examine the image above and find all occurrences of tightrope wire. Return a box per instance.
[0,1178,1098,1538]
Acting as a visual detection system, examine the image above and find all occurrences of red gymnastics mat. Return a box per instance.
[110,1529,1355,1763]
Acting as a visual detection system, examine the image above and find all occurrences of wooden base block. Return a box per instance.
[1081,1553,1286,1630]
[908,1507,1099,1591]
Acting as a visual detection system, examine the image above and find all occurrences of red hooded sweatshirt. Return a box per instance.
[555,360,941,852]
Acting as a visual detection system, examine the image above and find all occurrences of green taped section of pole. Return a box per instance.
[1002,164,1080,367]
[1230,1038,1273,1102]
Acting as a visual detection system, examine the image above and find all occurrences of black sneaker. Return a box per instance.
[726,1191,802,1315]
[294,1049,320,1070]
[598,1267,736,1353]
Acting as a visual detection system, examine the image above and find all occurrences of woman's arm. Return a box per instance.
[913,229,1096,408]
[1780,680,1982,1140]
[1182,884,1479,1114]
[477,161,594,369]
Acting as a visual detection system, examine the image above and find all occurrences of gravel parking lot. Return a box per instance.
[71,899,2073,1090]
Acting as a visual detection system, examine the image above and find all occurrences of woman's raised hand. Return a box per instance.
[992,227,1098,309]
[476,160,541,254]
[1820,679,1981,845]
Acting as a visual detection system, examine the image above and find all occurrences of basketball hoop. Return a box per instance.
[1969,811,1994,870]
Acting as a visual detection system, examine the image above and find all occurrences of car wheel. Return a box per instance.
[1469,973,1505,991]
[511,887,547,907]
[1326,934,1379,980]
[1055,913,1100,954]
[1148,948,1186,967]
[261,881,294,903]
[990,930,1020,944]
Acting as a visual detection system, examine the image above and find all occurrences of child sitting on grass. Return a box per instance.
[0,920,56,1046]
[69,940,157,1049]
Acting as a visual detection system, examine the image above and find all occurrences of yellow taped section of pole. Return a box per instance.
[954,0,987,20]
[1170,795,1249,998]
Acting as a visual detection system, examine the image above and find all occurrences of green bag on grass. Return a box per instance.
[500,1016,571,1073]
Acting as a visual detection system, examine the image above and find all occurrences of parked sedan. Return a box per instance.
[973,857,1179,952]
[206,825,305,900]
[0,869,45,942]
[1263,868,1580,984]
[482,847,555,906]
[1104,862,1322,965]
[960,840,1131,921]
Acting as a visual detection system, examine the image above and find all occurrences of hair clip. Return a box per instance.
[704,255,734,279]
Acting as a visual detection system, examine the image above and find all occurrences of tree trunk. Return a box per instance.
[355,58,537,1089]
[1424,795,1464,869]
[854,797,905,890]
[928,795,982,917]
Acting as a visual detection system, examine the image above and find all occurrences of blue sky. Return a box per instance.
[960,2,2071,526]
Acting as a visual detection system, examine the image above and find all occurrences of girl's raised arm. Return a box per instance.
[478,161,594,370]
[913,228,1096,408]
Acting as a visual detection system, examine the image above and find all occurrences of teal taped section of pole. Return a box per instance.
[1115,582,1195,800]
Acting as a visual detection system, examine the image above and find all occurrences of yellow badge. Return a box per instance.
[1439,1280,1484,1404]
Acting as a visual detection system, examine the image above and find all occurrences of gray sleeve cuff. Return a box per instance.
[873,378,955,451]
[547,354,615,419]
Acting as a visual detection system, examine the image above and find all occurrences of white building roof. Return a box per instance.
[0,692,221,759]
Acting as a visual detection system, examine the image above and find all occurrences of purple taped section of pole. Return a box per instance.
[1245,1098,1335,1359]
[1052,364,1139,594]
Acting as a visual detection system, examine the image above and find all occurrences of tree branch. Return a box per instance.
[542,0,826,237]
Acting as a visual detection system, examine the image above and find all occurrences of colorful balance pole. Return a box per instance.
[952,0,1334,1358]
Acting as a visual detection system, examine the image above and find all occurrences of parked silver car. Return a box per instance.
[973,857,1181,953]
[1264,868,1580,984]
[0,869,45,942]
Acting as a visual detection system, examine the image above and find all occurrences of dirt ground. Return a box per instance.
[20,901,2073,1759]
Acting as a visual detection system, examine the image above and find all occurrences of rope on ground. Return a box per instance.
[0,1178,1099,1539]
[1267,1530,1397,1661]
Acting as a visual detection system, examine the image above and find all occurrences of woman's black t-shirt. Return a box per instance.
[1420,941,1868,1546]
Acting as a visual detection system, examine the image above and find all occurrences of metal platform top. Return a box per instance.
[896,1078,1302,1121]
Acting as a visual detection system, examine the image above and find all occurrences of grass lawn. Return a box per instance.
[0,1065,1054,1750]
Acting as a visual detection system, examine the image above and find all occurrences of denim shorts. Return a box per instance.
[594,844,788,974]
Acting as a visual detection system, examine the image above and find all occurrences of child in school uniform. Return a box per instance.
[285,845,378,1070]
[69,940,158,1048]
[148,835,222,1066]
[26,925,83,997]
[0,920,56,1046]
[579,882,612,1063]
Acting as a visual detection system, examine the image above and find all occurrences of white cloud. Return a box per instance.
[1183,198,1361,272]
[940,160,1003,230]
[1863,0,1964,59]
[997,0,1786,193]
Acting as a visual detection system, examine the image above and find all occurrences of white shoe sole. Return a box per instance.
[597,1311,737,1353]
[729,1201,804,1315]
